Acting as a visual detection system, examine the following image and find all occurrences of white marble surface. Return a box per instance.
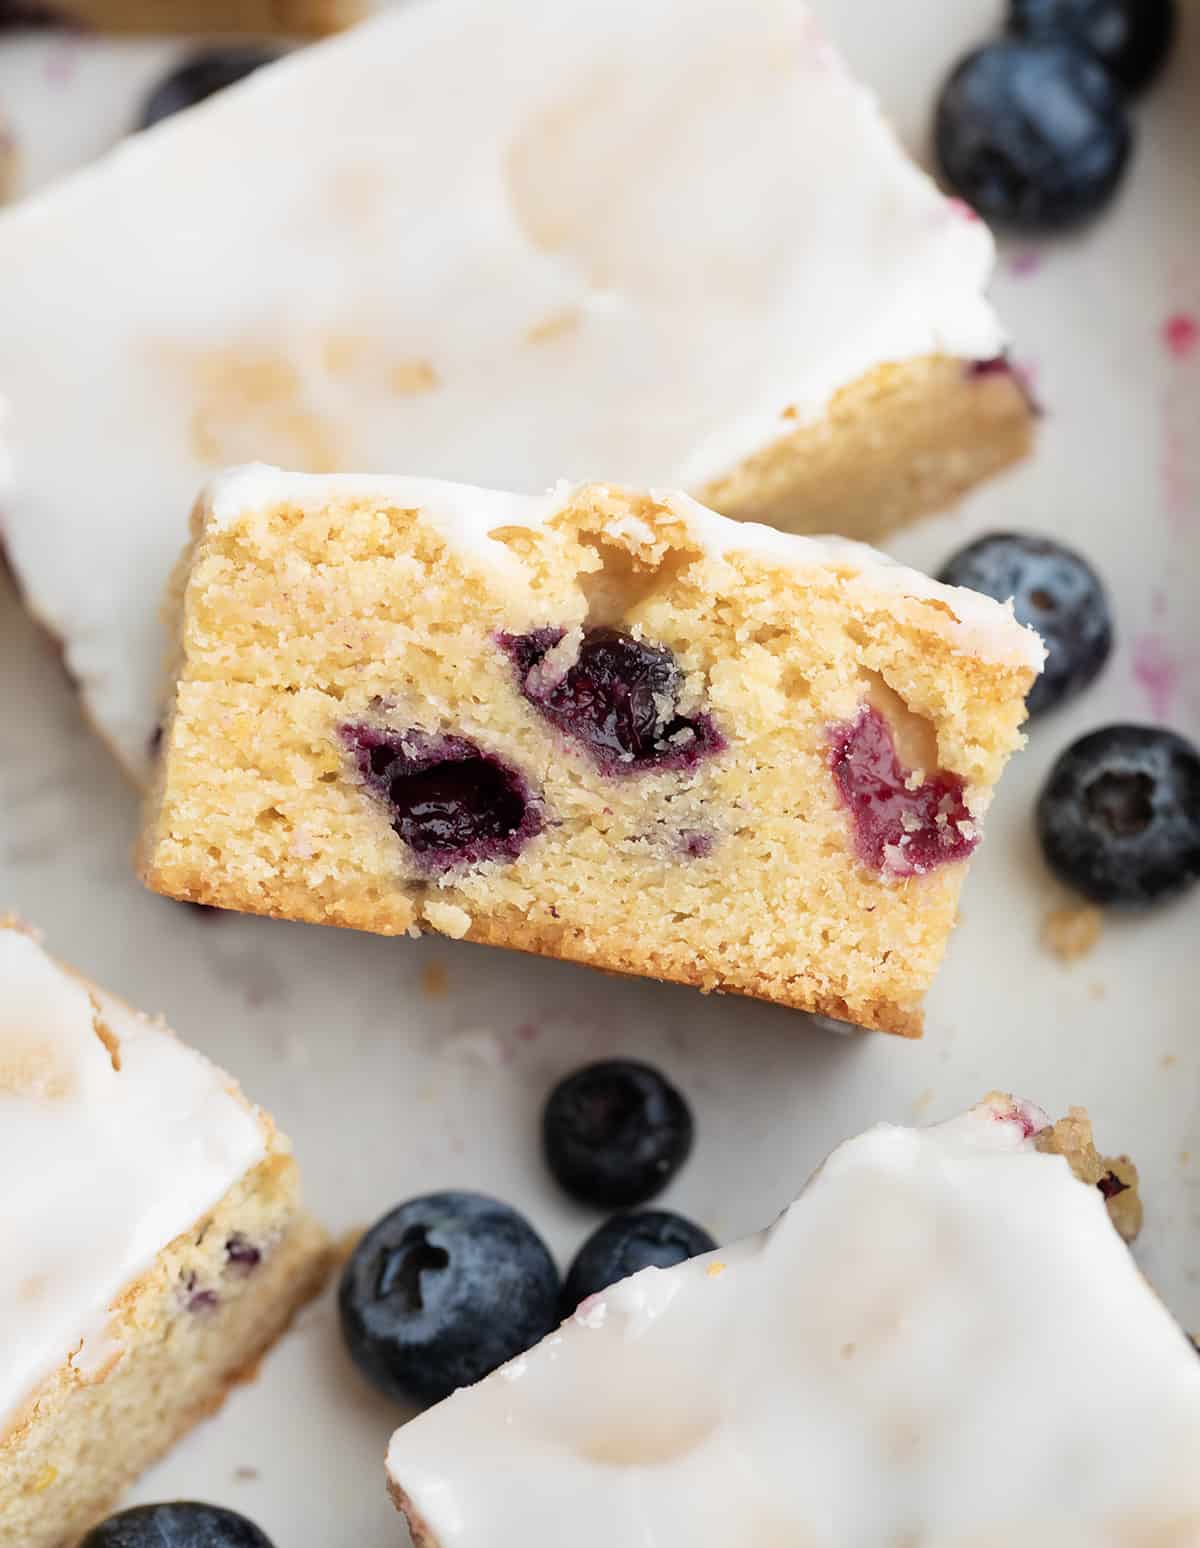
[1,3,1199,1545]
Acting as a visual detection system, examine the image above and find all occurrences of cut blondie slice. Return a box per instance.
[2,0,362,32]
[0,920,331,1548]
[139,467,1042,1035]
[385,1097,1194,1548]
[0,0,1032,784]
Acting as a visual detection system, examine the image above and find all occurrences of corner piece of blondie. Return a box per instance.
[0,919,331,1548]
[385,1096,1194,1548]
[139,466,1043,1035]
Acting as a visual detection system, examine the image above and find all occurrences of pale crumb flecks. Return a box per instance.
[705,1261,727,1278]
[1041,902,1103,963]
[422,901,472,939]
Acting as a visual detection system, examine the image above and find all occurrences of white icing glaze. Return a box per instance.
[0,0,1008,781]
[386,1097,1200,1547]
[0,926,266,1434]
[203,464,1044,672]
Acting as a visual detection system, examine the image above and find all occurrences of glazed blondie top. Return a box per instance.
[387,1096,1199,1547]
[0,924,267,1435]
[0,0,1014,780]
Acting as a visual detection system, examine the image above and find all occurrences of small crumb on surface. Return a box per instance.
[421,960,450,998]
[234,1465,260,1482]
[1162,1053,1178,1070]
[422,901,472,939]
[705,1261,727,1278]
[1041,902,1103,962]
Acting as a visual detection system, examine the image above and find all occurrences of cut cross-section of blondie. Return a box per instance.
[385,1097,1194,1548]
[0,920,331,1548]
[0,0,1032,784]
[139,467,1042,1035]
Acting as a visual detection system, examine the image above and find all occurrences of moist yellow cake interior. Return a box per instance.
[142,483,1036,1035]
[1,1146,330,1548]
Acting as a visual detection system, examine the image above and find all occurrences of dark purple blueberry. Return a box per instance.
[501,626,723,774]
[182,1272,219,1314]
[938,532,1112,717]
[543,1060,694,1209]
[1010,0,1176,93]
[339,1192,560,1406]
[225,1233,262,1273]
[935,40,1132,230]
[561,1210,717,1312]
[1097,1170,1129,1200]
[828,706,977,877]
[81,1504,274,1547]
[139,48,283,131]
[342,724,540,872]
[1037,724,1200,904]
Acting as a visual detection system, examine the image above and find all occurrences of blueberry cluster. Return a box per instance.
[940,532,1200,906]
[338,1059,711,1407]
[935,0,1175,230]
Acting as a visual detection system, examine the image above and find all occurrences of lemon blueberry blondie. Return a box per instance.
[0,921,331,1548]
[0,0,1032,783]
[139,467,1042,1035]
[384,1096,1185,1548]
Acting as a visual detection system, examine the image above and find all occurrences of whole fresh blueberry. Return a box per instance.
[139,48,282,131]
[1037,724,1200,904]
[1010,0,1176,93]
[562,1210,718,1311]
[81,1503,274,1547]
[501,626,724,775]
[543,1060,694,1208]
[938,533,1112,717]
[339,1192,560,1406]
[935,40,1132,229]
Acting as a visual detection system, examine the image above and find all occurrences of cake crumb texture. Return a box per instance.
[141,475,1038,1034]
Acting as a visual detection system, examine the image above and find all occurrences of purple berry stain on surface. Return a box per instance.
[828,706,977,878]
[501,626,724,774]
[343,724,541,870]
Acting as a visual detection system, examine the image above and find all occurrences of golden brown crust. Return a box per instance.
[388,1476,440,1548]
[1035,1107,1144,1243]
[697,354,1035,543]
[53,0,363,33]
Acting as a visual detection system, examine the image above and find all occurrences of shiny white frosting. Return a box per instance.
[0,0,1007,781]
[0,925,266,1435]
[203,464,1044,672]
[386,1097,1200,1546]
